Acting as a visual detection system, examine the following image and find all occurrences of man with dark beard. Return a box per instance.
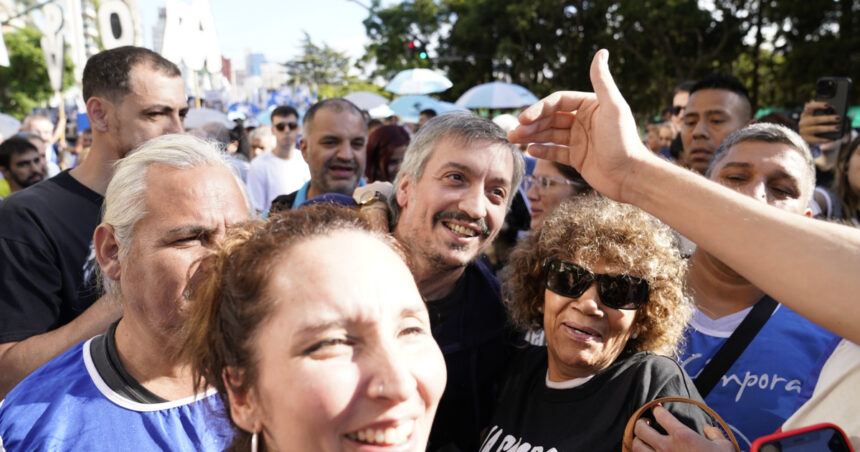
[0,137,46,194]
[388,112,526,451]
[270,98,367,210]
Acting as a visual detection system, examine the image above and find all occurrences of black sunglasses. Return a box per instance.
[274,121,299,132]
[544,258,649,310]
[671,105,685,116]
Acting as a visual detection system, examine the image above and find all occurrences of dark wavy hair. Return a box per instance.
[365,124,411,182]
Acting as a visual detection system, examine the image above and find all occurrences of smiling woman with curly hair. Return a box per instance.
[482,196,711,452]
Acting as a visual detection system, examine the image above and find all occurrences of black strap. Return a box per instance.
[694,296,779,398]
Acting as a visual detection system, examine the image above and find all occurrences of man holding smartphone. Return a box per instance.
[798,77,854,193]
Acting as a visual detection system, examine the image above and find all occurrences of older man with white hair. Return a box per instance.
[0,134,252,450]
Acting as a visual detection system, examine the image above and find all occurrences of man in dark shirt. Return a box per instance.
[0,46,188,396]
[387,112,525,451]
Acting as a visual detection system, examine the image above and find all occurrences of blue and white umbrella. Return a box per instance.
[267,89,293,108]
[227,102,262,120]
[344,91,389,110]
[385,69,453,95]
[184,108,233,129]
[455,81,539,109]
[0,113,20,139]
[368,104,395,119]
[389,95,467,123]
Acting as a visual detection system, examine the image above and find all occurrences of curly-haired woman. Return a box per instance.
[484,196,712,452]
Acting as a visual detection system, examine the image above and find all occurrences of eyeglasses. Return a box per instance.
[671,105,685,116]
[544,258,649,310]
[524,174,587,192]
[274,121,299,132]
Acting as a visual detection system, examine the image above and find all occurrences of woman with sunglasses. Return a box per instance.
[486,196,711,452]
[525,159,592,230]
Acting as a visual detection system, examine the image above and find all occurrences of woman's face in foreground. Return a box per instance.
[232,231,446,451]
[543,260,638,381]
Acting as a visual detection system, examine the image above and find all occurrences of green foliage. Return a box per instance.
[762,0,859,107]
[361,0,859,121]
[284,32,388,100]
[286,32,353,86]
[360,0,444,80]
[0,27,75,119]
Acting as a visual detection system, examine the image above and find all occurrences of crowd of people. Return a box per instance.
[0,45,858,452]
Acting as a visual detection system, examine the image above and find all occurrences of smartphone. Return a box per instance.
[813,77,852,141]
[750,423,854,452]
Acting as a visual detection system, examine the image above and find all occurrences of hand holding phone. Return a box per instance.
[812,77,852,141]
[751,423,854,452]
[799,101,842,145]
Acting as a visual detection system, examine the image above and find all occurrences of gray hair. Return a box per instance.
[390,112,525,225]
[101,133,253,298]
[198,122,232,147]
[706,122,816,201]
[248,125,274,141]
[13,131,46,144]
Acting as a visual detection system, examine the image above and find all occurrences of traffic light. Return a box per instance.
[406,40,429,61]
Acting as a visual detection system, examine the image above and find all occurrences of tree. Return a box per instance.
[361,0,859,118]
[360,0,445,81]
[283,32,388,100]
[758,0,860,107]
[0,27,74,119]
[285,32,353,87]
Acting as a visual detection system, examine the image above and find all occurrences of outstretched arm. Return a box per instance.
[509,49,860,343]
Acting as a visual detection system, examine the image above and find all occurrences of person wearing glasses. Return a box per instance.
[507,49,859,450]
[670,80,696,135]
[484,196,711,452]
[246,105,310,213]
[524,159,592,230]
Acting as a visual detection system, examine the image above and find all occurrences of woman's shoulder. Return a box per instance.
[498,345,548,386]
[509,344,549,369]
[602,351,697,394]
[611,351,685,375]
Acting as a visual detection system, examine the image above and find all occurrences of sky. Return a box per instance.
[139,0,380,68]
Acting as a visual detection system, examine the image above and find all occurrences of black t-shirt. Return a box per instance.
[0,171,103,342]
[483,346,713,452]
[426,257,520,452]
